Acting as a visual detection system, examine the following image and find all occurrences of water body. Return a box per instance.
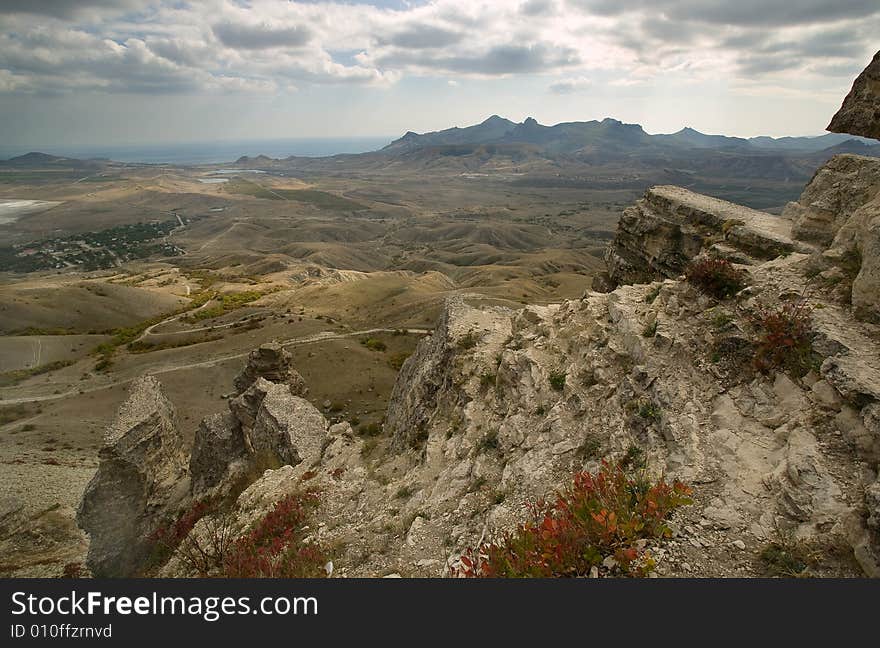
[0,137,393,165]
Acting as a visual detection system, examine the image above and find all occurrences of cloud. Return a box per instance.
[382,25,464,49]
[570,0,880,27]
[0,0,145,18]
[549,76,591,94]
[0,0,876,98]
[212,22,313,50]
[376,43,580,76]
[520,0,557,16]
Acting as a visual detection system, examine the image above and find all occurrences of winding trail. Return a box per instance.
[0,327,430,406]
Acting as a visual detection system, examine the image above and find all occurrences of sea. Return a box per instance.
[0,137,394,165]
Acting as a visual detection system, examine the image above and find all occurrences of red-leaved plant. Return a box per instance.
[750,300,814,377]
[220,490,328,578]
[452,462,691,578]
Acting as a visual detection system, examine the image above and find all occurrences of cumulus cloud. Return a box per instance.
[0,0,876,96]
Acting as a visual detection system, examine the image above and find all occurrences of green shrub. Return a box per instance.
[360,337,387,352]
[549,371,566,391]
[477,430,499,452]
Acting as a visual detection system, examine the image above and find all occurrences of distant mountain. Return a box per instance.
[655,127,750,149]
[0,151,105,168]
[383,115,518,152]
[2,152,73,166]
[384,116,880,156]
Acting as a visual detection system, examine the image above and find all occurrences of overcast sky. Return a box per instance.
[0,0,877,147]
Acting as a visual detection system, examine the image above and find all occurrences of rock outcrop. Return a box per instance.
[593,185,807,290]
[783,154,880,321]
[232,342,307,396]
[76,376,189,577]
[189,378,327,497]
[828,50,880,140]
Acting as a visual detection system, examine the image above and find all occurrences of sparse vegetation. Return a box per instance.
[0,360,75,388]
[457,331,479,350]
[454,462,691,577]
[388,352,411,370]
[641,320,658,337]
[360,337,387,352]
[686,257,747,299]
[549,371,566,391]
[170,491,329,578]
[750,300,815,377]
[477,429,499,452]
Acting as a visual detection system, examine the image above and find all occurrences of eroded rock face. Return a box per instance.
[386,295,513,451]
[77,376,188,577]
[189,413,246,494]
[828,51,880,140]
[233,342,307,396]
[190,378,328,497]
[597,185,805,290]
[784,154,880,321]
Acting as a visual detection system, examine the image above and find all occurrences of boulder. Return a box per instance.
[233,342,307,396]
[76,376,189,577]
[827,51,880,140]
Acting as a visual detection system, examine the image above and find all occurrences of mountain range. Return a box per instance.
[383,115,880,156]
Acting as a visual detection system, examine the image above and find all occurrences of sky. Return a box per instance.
[0,0,877,148]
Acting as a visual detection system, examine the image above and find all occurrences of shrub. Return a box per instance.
[477,430,499,452]
[457,331,479,350]
[549,371,566,391]
[641,320,658,338]
[360,337,387,352]
[220,491,328,578]
[62,562,84,578]
[388,352,411,370]
[453,463,691,578]
[750,300,814,377]
[644,285,662,304]
[685,258,747,299]
[148,499,213,568]
[638,401,661,421]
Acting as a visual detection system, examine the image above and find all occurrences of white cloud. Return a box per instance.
[0,0,876,96]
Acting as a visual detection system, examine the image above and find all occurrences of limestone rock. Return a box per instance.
[827,51,880,140]
[233,342,307,396]
[785,154,880,321]
[248,382,327,468]
[867,479,880,532]
[189,412,246,494]
[189,376,328,500]
[77,376,189,577]
[603,185,805,288]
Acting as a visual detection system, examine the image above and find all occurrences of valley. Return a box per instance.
[1,114,879,576]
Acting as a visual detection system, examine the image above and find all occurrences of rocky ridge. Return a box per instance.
[75,53,880,579]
